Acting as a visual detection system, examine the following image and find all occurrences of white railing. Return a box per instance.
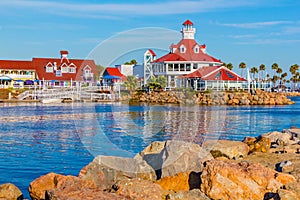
[17,86,118,102]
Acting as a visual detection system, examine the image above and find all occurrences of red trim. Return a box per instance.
[183,20,193,26]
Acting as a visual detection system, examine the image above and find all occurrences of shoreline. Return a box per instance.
[1,127,299,199]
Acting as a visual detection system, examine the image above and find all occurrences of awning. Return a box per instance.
[0,76,12,81]
[14,80,24,82]
[103,75,122,79]
[25,80,34,85]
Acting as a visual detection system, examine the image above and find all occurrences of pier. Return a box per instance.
[17,85,120,102]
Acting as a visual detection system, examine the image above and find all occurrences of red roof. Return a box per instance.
[153,53,186,62]
[179,66,246,81]
[32,58,97,81]
[148,49,156,56]
[183,20,193,26]
[154,39,221,63]
[104,67,126,81]
[0,60,34,70]
[60,50,69,55]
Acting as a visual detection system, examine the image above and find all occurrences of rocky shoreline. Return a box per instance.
[1,128,300,200]
[124,90,299,105]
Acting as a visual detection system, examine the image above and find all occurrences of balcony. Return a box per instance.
[83,73,94,81]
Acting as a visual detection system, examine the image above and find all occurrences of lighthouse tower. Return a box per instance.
[180,20,196,39]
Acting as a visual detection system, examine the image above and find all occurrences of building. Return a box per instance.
[0,50,98,88]
[150,20,246,90]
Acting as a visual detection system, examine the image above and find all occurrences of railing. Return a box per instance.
[17,86,118,102]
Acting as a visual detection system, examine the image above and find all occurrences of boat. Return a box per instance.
[41,98,62,104]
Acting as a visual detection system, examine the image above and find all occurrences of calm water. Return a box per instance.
[0,96,300,198]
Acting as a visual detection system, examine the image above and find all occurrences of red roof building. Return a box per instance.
[0,51,99,87]
[150,20,223,88]
[150,20,244,90]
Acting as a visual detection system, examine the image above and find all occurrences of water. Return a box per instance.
[0,96,300,198]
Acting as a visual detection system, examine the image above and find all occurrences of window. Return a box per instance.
[180,44,186,53]
[193,64,198,69]
[194,47,198,53]
[45,63,53,73]
[186,64,191,71]
[225,71,235,78]
[215,71,222,79]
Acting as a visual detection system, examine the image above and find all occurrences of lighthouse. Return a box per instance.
[181,20,196,39]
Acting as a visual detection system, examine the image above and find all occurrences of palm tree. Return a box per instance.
[123,75,138,94]
[259,64,266,82]
[250,67,259,81]
[239,62,246,78]
[157,76,167,88]
[289,64,299,90]
[272,75,279,88]
[276,68,283,88]
[281,72,288,88]
[226,63,233,70]
[271,63,279,77]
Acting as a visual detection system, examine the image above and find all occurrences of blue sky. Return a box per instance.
[0,0,300,74]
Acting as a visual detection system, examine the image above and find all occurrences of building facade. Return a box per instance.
[0,50,98,88]
[149,20,248,91]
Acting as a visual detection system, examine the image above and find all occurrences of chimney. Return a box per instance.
[60,50,69,58]
[60,50,69,63]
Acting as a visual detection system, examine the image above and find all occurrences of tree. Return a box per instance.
[124,59,137,65]
[226,63,233,70]
[123,75,138,94]
[95,65,105,81]
[281,72,288,87]
[259,64,266,82]
[239,62,246,77]
[250,67,259,81]
[157,76,167,88]
[271,63,279,77]
[289,64,299,90]
[276,68,283,88]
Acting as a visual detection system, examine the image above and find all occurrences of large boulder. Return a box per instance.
[0,183,23,200]
[114,178,164,200]
[78,156,156,190]
[262,131,291,145]
[29,173,96,200]
[200,159,296,200]
[203,140,249,159]
[134,140,213,179]
[166,189,210,200]
[243,136,271,153]
[46,188,126,200]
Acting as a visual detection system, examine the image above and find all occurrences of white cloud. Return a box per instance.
[228,34,257,39]
[0,0,262,17]
[236,39,300,45]
[218,21,292,29]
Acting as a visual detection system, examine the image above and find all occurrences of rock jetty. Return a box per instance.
[127,89,295,105]
[1,127,300,200]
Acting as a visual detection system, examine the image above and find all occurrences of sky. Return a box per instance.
[0,0,300,75]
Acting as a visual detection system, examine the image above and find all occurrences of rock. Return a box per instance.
[79,156,156,190]
[200,159,296,200]
[244,136,271,153]
[276,161,294,173]
[203,140,249,159]
[46,188,125,200]
[29,172,96,200]
[114,179,164,200]
[156,171,202,192]
[134,140,213,179]
[0,183,23,200]
[277,189,300,200]
[166,189,210,200]
[262,131,291,145]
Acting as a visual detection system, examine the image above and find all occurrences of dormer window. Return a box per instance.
[195,47,199,53]
[61,63,68,73]
[45,62,53,73]
[180,44,186,53]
